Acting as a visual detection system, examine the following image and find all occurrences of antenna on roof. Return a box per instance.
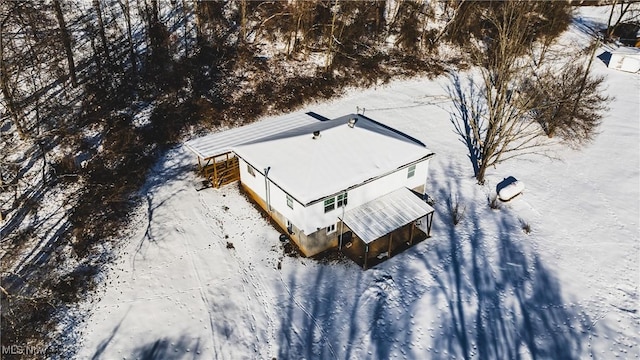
[356,106,366,115]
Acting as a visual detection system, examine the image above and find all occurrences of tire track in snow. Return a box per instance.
[237,260,278,356]
[198,190,274,357]
[214,192,278,357]
[179,212,223,359]
[279,272,338,360]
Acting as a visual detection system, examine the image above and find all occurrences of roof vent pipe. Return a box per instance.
[348,118,358,128]
[312,130,321,139]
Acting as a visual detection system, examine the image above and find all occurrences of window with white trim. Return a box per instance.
[247,164,255,177]
[337,192,348,207]
[286,194,294,209]
[324,197,335,213]
[324,192,348,213]
[327,224,336,234]
[407,164,416,178]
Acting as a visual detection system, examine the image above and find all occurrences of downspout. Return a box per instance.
[264,167,271,212]
[339,190,347,249]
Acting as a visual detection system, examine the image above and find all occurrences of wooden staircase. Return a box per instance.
[201,153,240,188]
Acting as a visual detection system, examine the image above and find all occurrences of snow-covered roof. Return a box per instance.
[233,114,433,204]
[339,187,434,244]
[184,112,326,159]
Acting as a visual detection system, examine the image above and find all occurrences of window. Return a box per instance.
[247,165,255,177]
[337,192,348,207]
[286,194,294,209]
[324,197,335,213]
[327,224,336,234]
[407,164,416,178]
[324,192,348,213]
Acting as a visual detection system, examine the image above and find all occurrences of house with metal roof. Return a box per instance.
[185,112,435,268]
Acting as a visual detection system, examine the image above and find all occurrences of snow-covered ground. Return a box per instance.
[76,10,639,360]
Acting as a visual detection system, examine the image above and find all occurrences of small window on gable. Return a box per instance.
[327,224,336,234]
[337,192,348,207]
[247,165,255,177]
[324,197,335,213]
[407,164,416,178]
[286,194,294,209]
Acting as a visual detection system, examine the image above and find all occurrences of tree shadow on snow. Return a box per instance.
[130,336,201,360]
[275,163,596,359]
[131,149,194,268]
[92,329,201,360]
[417,174,595,360]
[447,74,484,179]
[277,260,426,359]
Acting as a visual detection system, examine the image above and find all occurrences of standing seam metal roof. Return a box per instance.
[339,187,435,244]
[184,112,325,159]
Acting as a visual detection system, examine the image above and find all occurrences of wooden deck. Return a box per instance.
[341,222,428,269]
[199,152,240,188]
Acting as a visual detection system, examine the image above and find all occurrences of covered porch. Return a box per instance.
[184,112,325,188]
[338,187,434,269]
[196,152,240,188]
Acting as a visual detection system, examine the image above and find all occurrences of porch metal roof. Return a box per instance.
[184,112,325,159]
[339,187,435,245]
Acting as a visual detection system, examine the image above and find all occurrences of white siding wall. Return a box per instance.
[238,157,266,199]
[299,158,431,234]
[240,157,431,236]
[238,157,306,229]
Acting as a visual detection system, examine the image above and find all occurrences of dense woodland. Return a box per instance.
[0,0,630,357]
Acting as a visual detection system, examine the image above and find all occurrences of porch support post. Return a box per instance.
[427,212,433,236]
[388,233,393,257]
[410,222,415,245]
[213,158,218,187]
[364,244,369,270]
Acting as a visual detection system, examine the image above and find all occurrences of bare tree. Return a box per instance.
[0,3,27,139]
[450,1,609,184]
[606,0,640,40]
[449,1,578,184]
[523,43,610,146]
[117,0,137,75]
[461,2,541,184]
[52,0,77,87]
[92,0,110,63]
[325,0,340,69]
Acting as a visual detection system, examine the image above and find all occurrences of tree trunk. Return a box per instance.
[181,0,189,57]
[92,0,110,62]
[325,0,339,69]
[240,0,247,43]
[194,0,203,45]
[0,26,26,139]
[606,0,617,38]
[568,39,599,127]
[612,1,632,39]
[53,0,77,87]
[118,0,137,75]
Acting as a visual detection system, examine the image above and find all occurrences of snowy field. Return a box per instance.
[76,11,639,360]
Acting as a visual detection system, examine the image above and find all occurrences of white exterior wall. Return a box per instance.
[238,157,266,199]
[299,158,431,234]
[240,156,431,237]
[238,157,306,228]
